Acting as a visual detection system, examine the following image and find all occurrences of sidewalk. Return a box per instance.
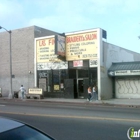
[0,96,140,107]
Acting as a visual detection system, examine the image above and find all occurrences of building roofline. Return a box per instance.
[65,27,103,35]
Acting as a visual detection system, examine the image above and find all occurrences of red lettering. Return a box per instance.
[85,34,97,40]
[67,37,69,43]
[66,33,97,43]
[92,34,97,39]
[48,39,54,45]
[39,40,46,46]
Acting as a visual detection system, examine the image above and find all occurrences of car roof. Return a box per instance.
[0,117,24,133]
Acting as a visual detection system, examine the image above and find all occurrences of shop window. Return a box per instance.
[53,70,60,91]
[37,70,51,92]
[69,69,76,79]
[60,70,67,90]
[37,69,68,93]
[78,69,88,78]
[89,68,97,85]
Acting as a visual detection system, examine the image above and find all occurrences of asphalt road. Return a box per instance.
[0,100,140,140]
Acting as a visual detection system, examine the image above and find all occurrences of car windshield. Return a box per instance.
[0,125,54,140]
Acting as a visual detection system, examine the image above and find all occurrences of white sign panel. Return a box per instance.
[37,62,68,70]
[73,60,83,67]
[29,88,43,95]
[55,35,65,56]
[115,70,140,76]
[89,59,98,67]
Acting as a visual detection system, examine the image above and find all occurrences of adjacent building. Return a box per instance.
[0,26,59,97]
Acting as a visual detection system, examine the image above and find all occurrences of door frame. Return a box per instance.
[77,78,83,98]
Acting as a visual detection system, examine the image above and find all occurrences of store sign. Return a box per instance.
[66,31,98,61]
[36,36,60,63]
[108,71,115,76]
[89,59,98,67]
[115,70,140,76]
[55,35,65,56]
[54,85,60,91]
[73,60,83,67]
[39,72,48,78]
[37,62,68,70]
[28,88,43,95]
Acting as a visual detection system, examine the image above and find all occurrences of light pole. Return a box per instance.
[0,26,13,99]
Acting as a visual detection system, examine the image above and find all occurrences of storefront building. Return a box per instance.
[1,26,140,99]
[108,61,140,98]
[35,29,101,99]
[35,28,140,100]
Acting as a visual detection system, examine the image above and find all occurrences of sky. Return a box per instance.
[0,0,140,53]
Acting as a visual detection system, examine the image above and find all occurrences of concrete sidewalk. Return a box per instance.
[0,96,140,107]
[38,98,140,107]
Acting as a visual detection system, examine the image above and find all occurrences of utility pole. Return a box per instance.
[0,26,13,99]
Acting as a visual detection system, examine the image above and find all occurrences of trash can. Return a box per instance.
[14,91,19,98]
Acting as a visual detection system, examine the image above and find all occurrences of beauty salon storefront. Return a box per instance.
[35,29,101,98]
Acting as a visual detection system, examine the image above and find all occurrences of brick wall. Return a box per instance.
[0,26,59,96]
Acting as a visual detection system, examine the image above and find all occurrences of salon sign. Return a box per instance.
[66,31,98,61]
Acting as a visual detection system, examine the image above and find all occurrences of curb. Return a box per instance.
[0,98,140,108]
[101,101,140,108]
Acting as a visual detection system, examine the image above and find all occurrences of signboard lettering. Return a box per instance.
[115,70,140,76]
[73,60,83,67]
[29,88,43,94]
[55,35,66,56]
[66,33,97,43]
[36,37,59,62]
[66,31,98,61]
[89,59,98,67]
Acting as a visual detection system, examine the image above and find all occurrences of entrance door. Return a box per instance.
[83,79,89,98]
[77,79,84,98]
[64,79,74,98]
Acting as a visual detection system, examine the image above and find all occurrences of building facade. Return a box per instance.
[0,26,140,99]
[35,28,140,99]
[103,42,140,99]
[0,26,59,97]
[108,61,140,98]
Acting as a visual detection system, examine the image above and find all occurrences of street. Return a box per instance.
[0,99,140,140]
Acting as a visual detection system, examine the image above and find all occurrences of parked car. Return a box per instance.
[0,117,56,140]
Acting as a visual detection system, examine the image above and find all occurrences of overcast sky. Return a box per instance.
[0,0,140,53]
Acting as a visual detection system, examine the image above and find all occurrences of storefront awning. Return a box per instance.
[108,61,140,76]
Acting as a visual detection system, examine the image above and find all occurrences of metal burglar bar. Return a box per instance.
[0,26,13,99]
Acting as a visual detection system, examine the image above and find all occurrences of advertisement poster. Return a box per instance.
[54,85,60,91]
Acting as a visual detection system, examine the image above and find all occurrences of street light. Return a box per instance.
[0,26,12,99]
